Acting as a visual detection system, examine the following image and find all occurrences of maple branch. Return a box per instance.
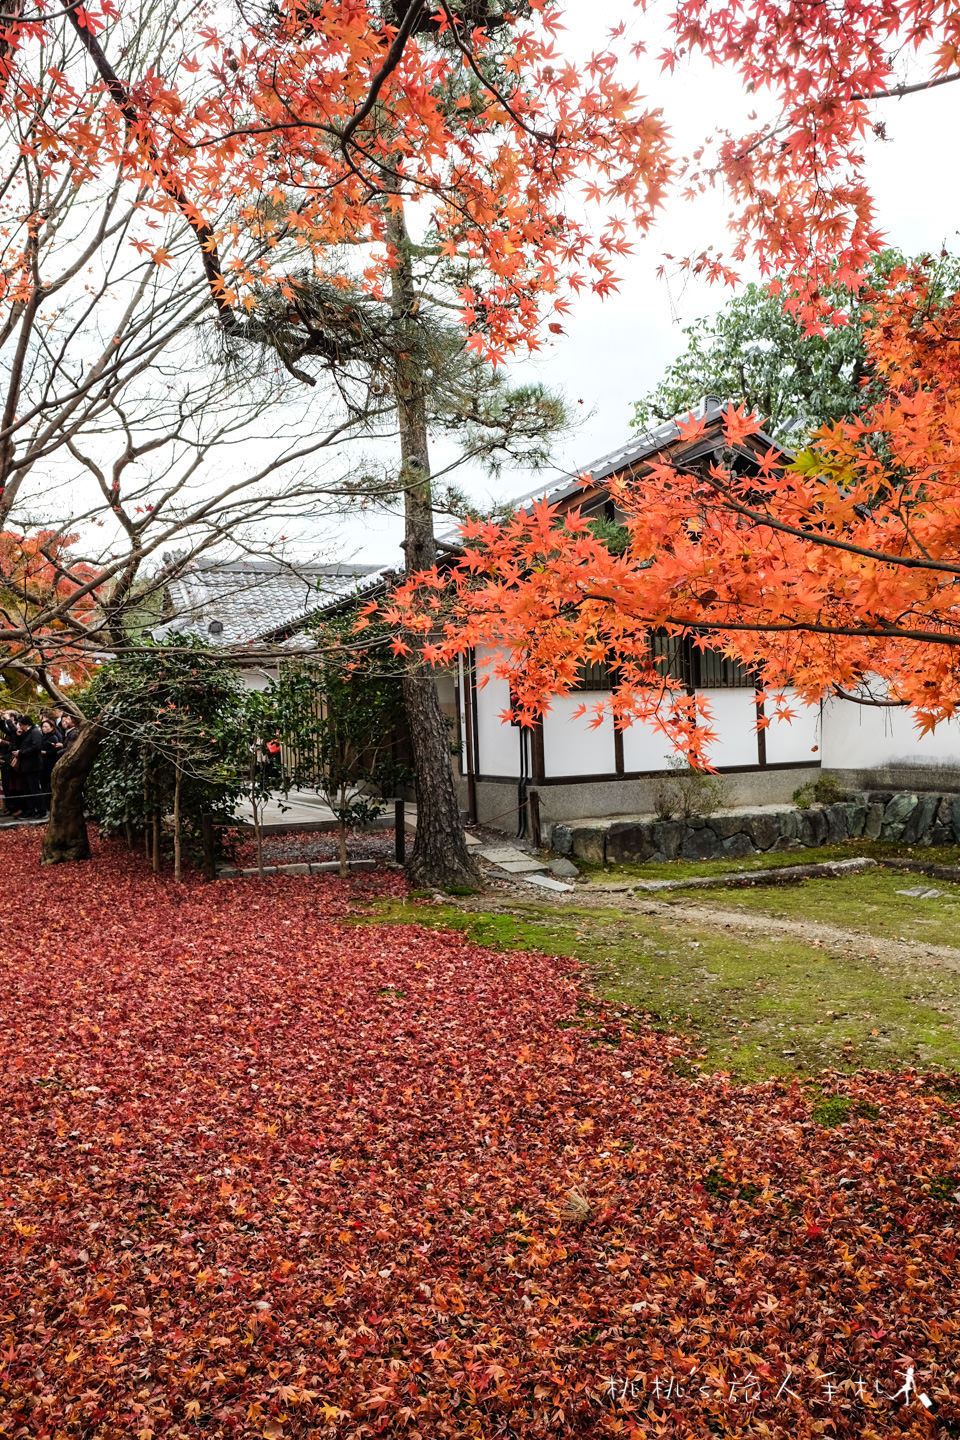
[338,0,426,151]
[693,464,960,577]
[64,7,241,333]
[598,606,960,648]
[435,0,555,145]
[832,684,908,707]
[851,69,960,102]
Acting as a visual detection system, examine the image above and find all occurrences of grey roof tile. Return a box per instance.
[155,560,383,647]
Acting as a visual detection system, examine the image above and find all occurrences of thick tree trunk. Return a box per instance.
[41,720,103,864]
[402,670,478,889]
[387,198,479,891]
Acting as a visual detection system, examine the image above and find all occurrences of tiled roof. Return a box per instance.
[505,395,779,515]
[154,559,383,648]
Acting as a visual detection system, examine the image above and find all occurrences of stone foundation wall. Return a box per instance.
[550,791,960,865]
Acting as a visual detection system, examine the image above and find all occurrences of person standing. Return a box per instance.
[0,711,19,815]
[59,713,79,751]
[14,715,43,818]
[38,718,63,815]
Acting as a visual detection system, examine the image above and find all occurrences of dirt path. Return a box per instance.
[467,877,960,971]
[637,896,960,969]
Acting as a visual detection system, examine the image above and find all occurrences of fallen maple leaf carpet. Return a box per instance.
[1,830,958,1438]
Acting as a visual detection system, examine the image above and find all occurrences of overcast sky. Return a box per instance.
[295,2,960,567]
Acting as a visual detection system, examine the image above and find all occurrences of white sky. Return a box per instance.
[330,0,960,567]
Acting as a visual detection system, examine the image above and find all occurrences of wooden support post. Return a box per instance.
[529,789,542,849]
[200,814,217,881]
[394,799,406,865]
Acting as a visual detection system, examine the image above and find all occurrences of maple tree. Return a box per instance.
[1,824,959,1436]
[387,261,960,760]
[0,529,99,692]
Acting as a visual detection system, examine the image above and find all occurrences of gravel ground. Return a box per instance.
[233,828,398,867]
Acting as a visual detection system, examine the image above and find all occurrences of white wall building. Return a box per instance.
[451,400,960,835]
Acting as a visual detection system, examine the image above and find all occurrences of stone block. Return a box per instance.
[680,827,722,860]
[881,792,917,841]
[551,823,573,856]
[903,793,939,845]
[549,857,580,879]
[843,803,867,838]
[825,803,849,844]
[776,809,801,841]
[282,863,311,875]
[936,796,954,830]
[651,821,683,861]
[312,858,378,872]
[606,822,655,864]
[863,802,884,840]
[709,814,745,840]
[799,808,829,847]
[523,873,574,893]
[744,814,779,851]
[570,827,606,864]
[721,833,755,859]
[952,794,960,843]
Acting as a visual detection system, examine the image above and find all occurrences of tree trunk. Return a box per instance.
[337,817,348,878]
[200,814,217,881]
[41,720,104,864]
[387,198,479,891]
[173,766,182,882]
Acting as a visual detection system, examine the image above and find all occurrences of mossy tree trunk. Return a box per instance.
[41,720,104,864]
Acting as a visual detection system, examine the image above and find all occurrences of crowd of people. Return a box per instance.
[0,709,79,819]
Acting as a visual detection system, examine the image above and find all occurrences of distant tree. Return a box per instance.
[633,251,960,447]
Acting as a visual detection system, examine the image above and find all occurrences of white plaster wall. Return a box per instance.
[471,670,827,781]
[764,692,822,765]
[474,665,522,777]
[698,689,762,769]
[621,710,678,773]
[541,692,617,777]
[821,696,960,771]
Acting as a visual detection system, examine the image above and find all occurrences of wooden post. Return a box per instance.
[200,814,217,881]
[172,767,182,883]
[529,789,542,849]
[461,655,478,825]
[394,799,406,865]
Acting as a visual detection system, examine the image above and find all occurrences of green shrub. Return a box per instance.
[793,774,845,807]
[653,754,729,820]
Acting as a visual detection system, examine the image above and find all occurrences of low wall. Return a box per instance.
[460,767,823,833]
[550,790,960,865]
